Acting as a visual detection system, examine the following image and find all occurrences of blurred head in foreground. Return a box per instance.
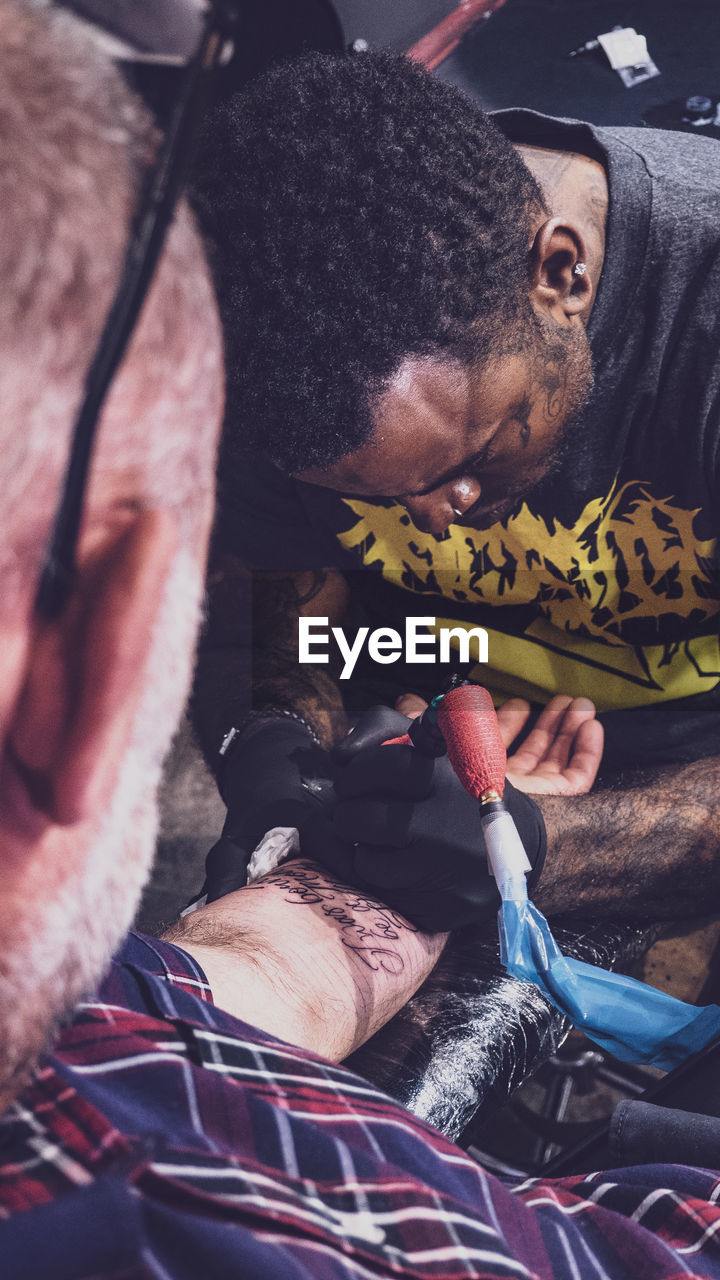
[0,0,223,1106]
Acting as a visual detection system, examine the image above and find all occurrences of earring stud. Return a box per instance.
[574,261,587,277]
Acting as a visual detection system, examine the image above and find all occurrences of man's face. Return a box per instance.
[299,320,593,535]
[0,224,222,1108]
[0,530,209,1109]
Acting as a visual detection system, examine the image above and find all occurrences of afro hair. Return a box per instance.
[193,51,544,473]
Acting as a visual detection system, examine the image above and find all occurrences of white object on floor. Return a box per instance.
[596,27,660,88]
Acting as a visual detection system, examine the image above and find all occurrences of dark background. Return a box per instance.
[438,0,720,129]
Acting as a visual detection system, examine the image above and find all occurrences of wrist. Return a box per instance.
[216,715,335,861]
[217,711,320,802]
[219,706,321,759]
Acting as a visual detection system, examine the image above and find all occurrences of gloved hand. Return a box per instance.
[202,716,336,903]
[303,706,547,932]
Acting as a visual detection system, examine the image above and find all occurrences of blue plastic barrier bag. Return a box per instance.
[499,879,720,1071]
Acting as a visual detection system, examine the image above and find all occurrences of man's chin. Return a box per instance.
[0,792,158,1110]
[0,545,203,1112]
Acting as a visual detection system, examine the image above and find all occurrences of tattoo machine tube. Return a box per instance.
[435,683,720,1071]
[477,807,531,897]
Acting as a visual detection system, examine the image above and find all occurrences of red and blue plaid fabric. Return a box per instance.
[1,930,720,1278]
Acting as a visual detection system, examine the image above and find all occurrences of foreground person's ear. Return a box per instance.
[8,508,176,827]
[528,216,592,321]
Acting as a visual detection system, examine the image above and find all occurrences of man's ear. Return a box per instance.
[528,216,592,321]
[8,508,177,827]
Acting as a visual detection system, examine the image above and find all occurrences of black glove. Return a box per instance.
[303,706,546,932]
[202,717,336,903]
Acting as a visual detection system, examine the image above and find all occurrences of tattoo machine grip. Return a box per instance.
[436,685,506,799]
[437,685,530,888]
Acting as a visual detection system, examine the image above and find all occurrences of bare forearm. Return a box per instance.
[163,859,447,1061]
[535,755,720,917]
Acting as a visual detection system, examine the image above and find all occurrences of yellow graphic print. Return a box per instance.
[337,480,720,711]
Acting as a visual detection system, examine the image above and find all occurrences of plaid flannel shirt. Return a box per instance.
[1,931,720,1278]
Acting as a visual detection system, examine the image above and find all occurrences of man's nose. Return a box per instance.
[403,478,481,535]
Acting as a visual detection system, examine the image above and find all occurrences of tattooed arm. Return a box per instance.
[250,561,350,747]
[164,859,447,1061]
[534,757,720,917]
[191,547,350,768]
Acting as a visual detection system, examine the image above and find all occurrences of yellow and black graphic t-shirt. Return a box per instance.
[333,478,720,714]
[220,113,720,771]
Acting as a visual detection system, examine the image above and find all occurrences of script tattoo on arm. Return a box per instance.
[534,756,720,917]
[165,860,447,1061]
[244,862,418,974]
